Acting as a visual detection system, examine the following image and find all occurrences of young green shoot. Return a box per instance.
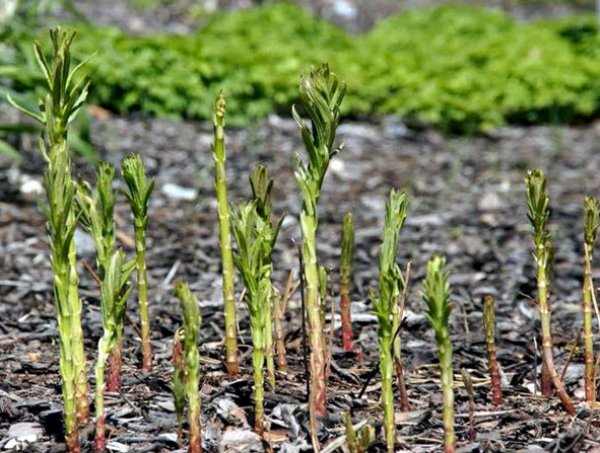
[122,154,155,371]
[373,189,407,453]
[174,281,203,453]
[293,63,346,417]
[482,294,502,406]
[344,413,375,453]
[9,27,91,450]
[525,169,575,415]
[249,164,283,387]
[583,196,599,403]
[421,255,455,453]
[93,250,134,452]
[340,212,355,352]
[76,163,124,392]
[212,92,239,376]
[231,201,282,434]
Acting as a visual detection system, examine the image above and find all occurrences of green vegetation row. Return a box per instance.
[7,3,600,133]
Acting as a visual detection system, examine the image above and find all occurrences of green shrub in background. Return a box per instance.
[7,3,600,138]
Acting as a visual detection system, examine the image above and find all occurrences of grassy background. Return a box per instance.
[4,3,600,133]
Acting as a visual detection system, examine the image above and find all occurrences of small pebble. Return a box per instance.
[3,422,43,450]
[161,183,198,201]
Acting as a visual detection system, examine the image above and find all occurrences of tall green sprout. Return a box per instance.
[525,169,575,415]
[76,163,124,392]
[340,212,355,352]
[76,163,116,277]
[231,201,282,434]
[421,255,455,453]
[212,93,239,376]
[122,154,154,371]
[373,189,407,453]
[174,281,202,453]
[293,63,345,417]
[93,250,134,452]
[583,196,599,404]
[9,27,90,451]
[249,164,282,388]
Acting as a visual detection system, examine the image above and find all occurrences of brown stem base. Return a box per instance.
[106,342,122,393]
[67,431,81,453]
[189,419,202,453]
[94,414,106,453]
[394,358,409,412]
[542,345,575,415]
[340,292,353,352]
[142,338,152,372]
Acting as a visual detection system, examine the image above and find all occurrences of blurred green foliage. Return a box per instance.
[6,3,600,135]
[0,0,96,160]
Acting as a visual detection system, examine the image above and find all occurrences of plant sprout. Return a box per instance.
[373,189,407,453]
[93,250,134,452]
[525,169,575,415]
[482,294,502,406]
[212,92,239,376]
[249,164,283,387]
[231,200,282,434]
[583,195,599,403]
[344,413,375,453]
[9,27,91,451]
[76,163,124,392]
[293,63,345,417]
[421,255,455,453]
[174,281,202,453]
[122,153,154,371]
[340,212,355,352]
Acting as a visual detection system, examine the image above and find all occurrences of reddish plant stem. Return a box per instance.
[94,414,106,453]
[461,369,476,442]
[536,242,574,414]
[394,357,409,412]
[340,212,354,352]
[540,347,552,396]
[340,292,353,352]
[106,341,122,393]
[67,431,81,453]
[482,295,503,406]
[273,288,288,372]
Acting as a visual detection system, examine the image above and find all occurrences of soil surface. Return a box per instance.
[3,112,600,452]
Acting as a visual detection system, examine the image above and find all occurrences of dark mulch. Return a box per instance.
[2,115,600,452]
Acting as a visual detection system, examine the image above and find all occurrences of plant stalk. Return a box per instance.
[340,212,355,352]
[525,169,575,415]
[583,196,599,404]
[212,93,239,376]
[422,256,455,453]
[175,282,202,453]
[122,155,154,372]
[273,287,288,372]
[482,294,502,406]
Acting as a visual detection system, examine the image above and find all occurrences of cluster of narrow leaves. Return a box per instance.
[372,189,407,453]
[293,63,346,419]
[230,165,282,433]
[122,154,155,372]
[421,256,455,453]
[173,281,202,453]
